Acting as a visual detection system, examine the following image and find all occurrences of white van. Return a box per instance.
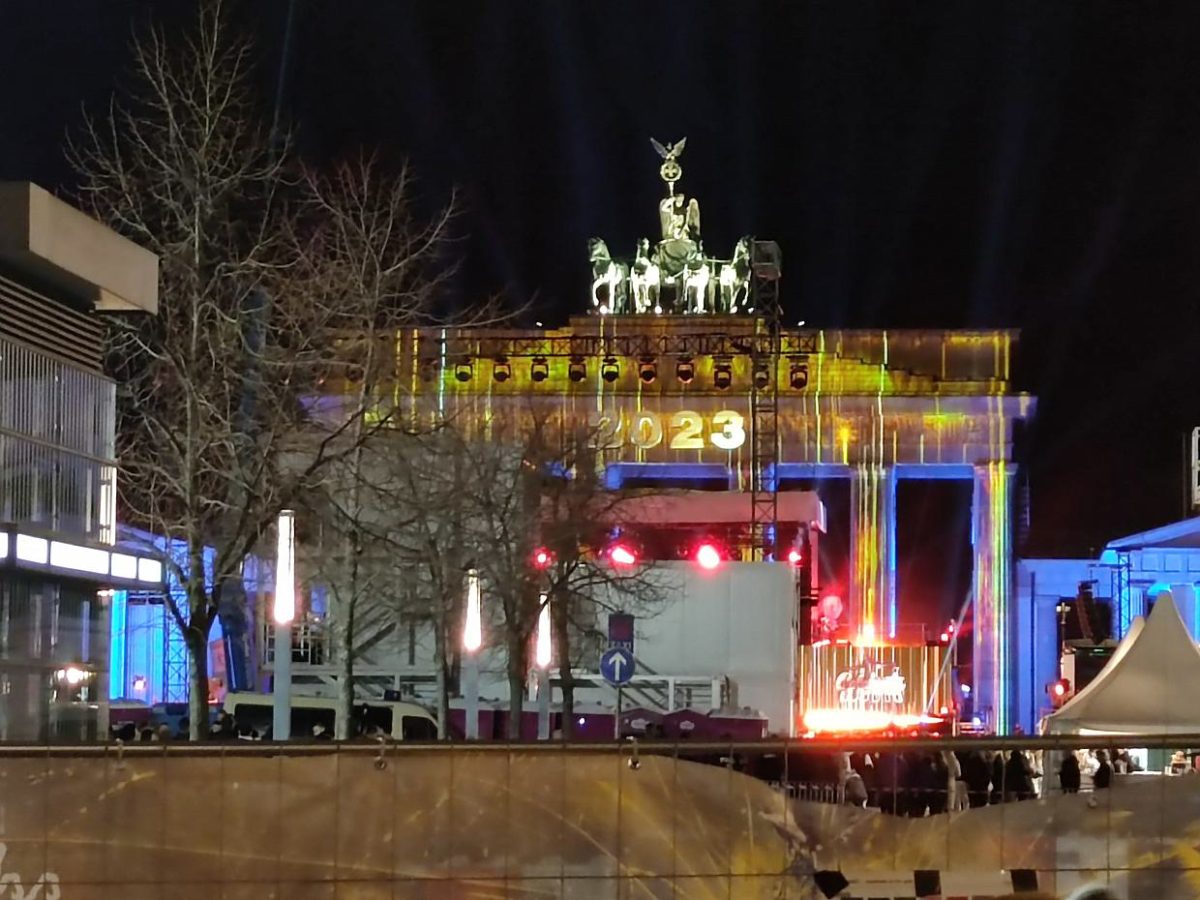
[222,693,437,741]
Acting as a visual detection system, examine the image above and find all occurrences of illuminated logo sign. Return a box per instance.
[591,408,746,452]
[834,663,907,710]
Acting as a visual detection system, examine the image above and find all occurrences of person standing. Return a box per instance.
[990,751,1006,804]
[1093,750,1112,790]
[962,751,991,808]
[1059,751,1081,794]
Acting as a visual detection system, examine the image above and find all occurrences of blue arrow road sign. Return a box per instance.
[599,647,635,686]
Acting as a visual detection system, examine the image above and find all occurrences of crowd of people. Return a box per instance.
[827,747,1142,814]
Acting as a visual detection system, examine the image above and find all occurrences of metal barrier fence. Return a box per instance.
[0,735,1197,898]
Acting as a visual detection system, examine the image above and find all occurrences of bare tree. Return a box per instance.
[445,414,667,739]
[367,428,476,738]
[276,158,454,738]
[518,427,667,738]
[68,6,457,738]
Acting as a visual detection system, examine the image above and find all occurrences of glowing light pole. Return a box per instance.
[535,592,552,740]
[463,566,482,740]
[272,510,296,741]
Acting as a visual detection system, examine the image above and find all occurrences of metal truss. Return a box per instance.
[407,322,817,364]
[748,241,782,560]
[162,589,189,703]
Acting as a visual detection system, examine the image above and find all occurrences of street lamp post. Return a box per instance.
[535,592,552,740]
[272,510,296,741]
[463,566,482,740]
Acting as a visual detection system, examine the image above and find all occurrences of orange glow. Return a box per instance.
[858,622,876,644]
[802,707,943,735]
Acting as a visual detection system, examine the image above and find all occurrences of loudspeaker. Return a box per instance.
[914,869,942,897]
[813,870,849,898]
[1011,868,1039,892]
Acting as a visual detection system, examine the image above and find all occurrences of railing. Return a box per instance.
[0,735,1197,897]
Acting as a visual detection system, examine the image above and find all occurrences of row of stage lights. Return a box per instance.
[530,539,806,573]
[446,356,810,390]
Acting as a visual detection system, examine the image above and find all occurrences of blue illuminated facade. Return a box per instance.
[1014,515,1200,734]
[108,531,235,704]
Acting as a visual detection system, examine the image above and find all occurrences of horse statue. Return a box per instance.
[588,238,628,314]
[719,237,752,312]
[683,257,712,314]
[629,237,661,313]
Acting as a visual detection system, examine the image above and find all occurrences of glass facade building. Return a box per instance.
[0,181,160,740]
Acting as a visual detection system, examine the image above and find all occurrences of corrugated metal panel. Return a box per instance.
[0,273,103,370]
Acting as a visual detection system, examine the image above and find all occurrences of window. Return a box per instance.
[232,703,272,738]
[356,704,393,737]
[402,714,438,741]
[292,706,336,738]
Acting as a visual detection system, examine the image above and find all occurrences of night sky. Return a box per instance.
[4,1,1200,576]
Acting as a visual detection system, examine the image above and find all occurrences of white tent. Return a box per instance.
[1042,592,1200,735]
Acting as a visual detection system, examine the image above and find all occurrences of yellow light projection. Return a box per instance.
[368,318,1030,731]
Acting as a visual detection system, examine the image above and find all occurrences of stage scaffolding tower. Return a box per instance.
[748,240,782,561]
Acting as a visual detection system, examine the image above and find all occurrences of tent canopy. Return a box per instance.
[1042,593,1200,736]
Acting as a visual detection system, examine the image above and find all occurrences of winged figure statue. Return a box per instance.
[650,137,687,161]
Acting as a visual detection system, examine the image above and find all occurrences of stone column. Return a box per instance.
[849,465,896,639]
[971,462,1014,734]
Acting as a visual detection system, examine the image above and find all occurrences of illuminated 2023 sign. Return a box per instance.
[592,409,746,451]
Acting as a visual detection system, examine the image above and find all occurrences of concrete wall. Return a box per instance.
[600,561,796,730]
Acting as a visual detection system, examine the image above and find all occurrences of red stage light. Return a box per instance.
[939,632,950,643]
[531,547,553,570]
[694,542,722,571]
[609,544,638,567]
[787,548,803,565]
[1052,680,1067,698]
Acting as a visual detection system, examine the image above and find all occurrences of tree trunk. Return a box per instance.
[185,572,212,741]
[214,571,252,692]
[551,589,574,740]
[333,582,356,739]
[434,612,449,739]
[186,626,210,741]
[506,631,526,740]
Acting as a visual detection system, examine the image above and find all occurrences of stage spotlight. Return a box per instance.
[637,357,657,384]
[608,543,639,567]
[492,357,511,383]
[531,356,549,382]
[694,542,723,571]
[752,360,770,390]
[454,360,473,383]
[601,356,620,383]
[789,357,809,390]
[675,357,695,384]
[712,357,732,390]
[568,356,587,383]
